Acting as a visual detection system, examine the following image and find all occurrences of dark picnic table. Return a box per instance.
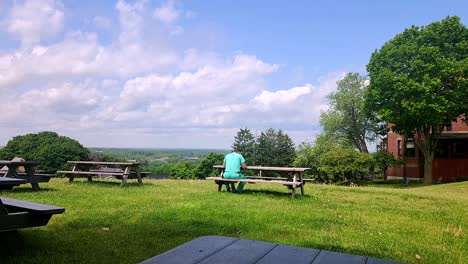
[0,177,26,190]
[140,236,401,264]
[0,160,50,191]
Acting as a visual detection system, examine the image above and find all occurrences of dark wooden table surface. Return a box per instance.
[0,160,46,191]
[0,177,26,190]
[140,236,402,264]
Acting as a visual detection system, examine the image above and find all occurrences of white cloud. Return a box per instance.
[0,0,346,148]
[153,0,181,25]
[252,85,312,111]
[6,0,64,47]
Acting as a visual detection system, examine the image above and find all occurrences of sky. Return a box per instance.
[0,0,467,149]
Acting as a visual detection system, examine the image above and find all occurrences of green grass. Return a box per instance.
[1,179,467,264]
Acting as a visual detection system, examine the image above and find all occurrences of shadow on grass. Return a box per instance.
[1,187,59,193]
[300,241,399,263]
[335,179,427,189]
[227,188,311,198]
[68,180,144,188]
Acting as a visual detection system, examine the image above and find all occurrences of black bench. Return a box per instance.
[0,197,65,232]
[0,177,27,190]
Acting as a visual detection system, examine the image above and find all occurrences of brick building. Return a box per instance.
[385,117,468,182]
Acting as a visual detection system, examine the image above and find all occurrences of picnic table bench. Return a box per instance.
[0,160,51,191]
[57,161,144,186]
[207,165,310,198]
[0,197,65,232]
[0,177,27,190]
[140,235,401,264]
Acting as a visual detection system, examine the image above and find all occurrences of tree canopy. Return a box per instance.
[256,128,295,167]
[321,72,379,153]
[0,131,90,172]
[232,128,256,164]
[365,16,468,183]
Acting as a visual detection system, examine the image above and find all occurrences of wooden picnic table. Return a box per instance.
[0,160,50,191]
[140,235,401,264]
[57,161,144,186]
[209,165,310,198]
[0,177,26,190]
[0,197,65,233]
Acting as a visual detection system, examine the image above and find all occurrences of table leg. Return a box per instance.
[134,166,143,185]
[299,172,304,196]
[69,164,77,183]
[25,166,40,191]
[5,165,17,178]
[121,166,130,186]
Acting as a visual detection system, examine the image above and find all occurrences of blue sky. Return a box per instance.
[0,0,466,148]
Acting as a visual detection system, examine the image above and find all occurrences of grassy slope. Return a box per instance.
[1,179,467,264]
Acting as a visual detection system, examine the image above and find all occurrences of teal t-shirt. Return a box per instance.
[224,152,246,174]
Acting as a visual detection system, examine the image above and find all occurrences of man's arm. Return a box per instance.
[241,162,247,169]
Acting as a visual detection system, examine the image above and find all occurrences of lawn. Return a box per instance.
[1,178,467,264]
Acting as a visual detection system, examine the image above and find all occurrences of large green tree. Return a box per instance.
[256,128,295,167]
[193,153,224,179]
[232,128,256,163]
[0,131,90,172]
[321,72,379,153]
[366,16,468,184]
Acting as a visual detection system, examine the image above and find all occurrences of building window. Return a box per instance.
[406,140,416,157]
[397,140,402,157]
[452,141,468,158]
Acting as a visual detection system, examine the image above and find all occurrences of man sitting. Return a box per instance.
[222,148,247,193]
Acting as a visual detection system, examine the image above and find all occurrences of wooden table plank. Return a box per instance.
[255,244,320,264]
[197,239,276,264]
[213,165,310,172]
[140,236,402,264]
[0,177,26,190]
[140,236,238,264]
[68,161,141,166]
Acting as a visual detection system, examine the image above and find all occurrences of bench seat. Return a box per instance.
[57,170,124,176]
[0,177,26,190]
[206,177,303,186]
[0,197,65,232]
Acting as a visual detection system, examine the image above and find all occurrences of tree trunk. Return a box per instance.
[423,154,433,184]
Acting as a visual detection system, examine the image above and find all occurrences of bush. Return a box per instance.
[0,131,89,173]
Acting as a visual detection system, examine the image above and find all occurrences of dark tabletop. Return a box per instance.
[140,236,402,264]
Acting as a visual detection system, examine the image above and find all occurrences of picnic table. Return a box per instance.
[57,161,144,186]
[140,235,401,264]
[0,177,26,190]
[208,165,310,198]
[0,196,65,232]
[0,160,51,191]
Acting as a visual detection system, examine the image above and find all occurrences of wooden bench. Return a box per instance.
[0,197,65,232]
[209,165,310,198]
[0,177,27,190]
[57,161,144,186]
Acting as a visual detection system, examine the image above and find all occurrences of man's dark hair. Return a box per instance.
[234,147,242,152]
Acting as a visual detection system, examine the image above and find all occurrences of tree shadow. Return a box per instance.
[68,180,144,188]
[1,187,59,193]
[234,189,310,198]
